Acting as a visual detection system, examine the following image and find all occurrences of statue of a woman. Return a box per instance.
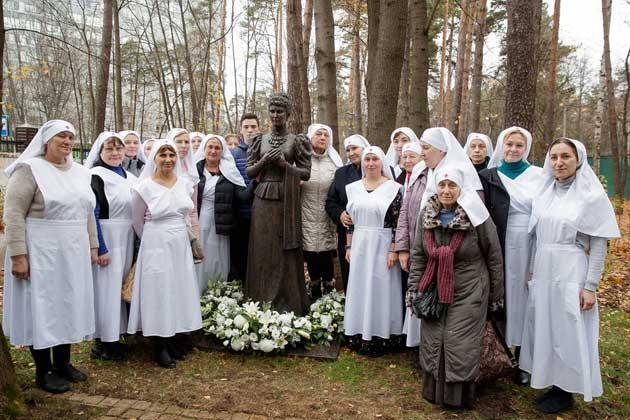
[244,93,312,315]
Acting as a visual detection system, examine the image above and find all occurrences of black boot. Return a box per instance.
[30,347,70,394]
[536,386,574,413]
[99,341,125,361]
[513,347,529,385]
[154,337,176,368]
[167,335,187,360]
[91,339,103,359]
[322,281,334,296]
[53,344,87,382]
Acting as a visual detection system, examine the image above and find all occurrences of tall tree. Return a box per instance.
[286,0,311,132]
[504,0,542,135]
[449,0,471,139]
[348,0,364,135]
[438,0,450,125]
[94,0,114,134]
[313,0,339,145]
[366,0,408,148]
[397,10,411,128]
[274,0,284,92]
[408,0,430,135]
[601,0,622,198]
[214,0,228,132]
[112,0,123,130]
[543,0,561,144]
[469,0,487,133]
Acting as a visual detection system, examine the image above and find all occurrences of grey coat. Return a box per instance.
[408,196,504,383]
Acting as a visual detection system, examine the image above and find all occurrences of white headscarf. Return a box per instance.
[194,134,245,187]
[529,139,620,239]
[488,126,532,169]
[361,146,394,180]
[84,131,123,169]
[343,134,370,150]
[138,138,157,163]
[166,128,199,183]
[419,127,483,209]
[307,123,343,168]
[118,130,143,161]
[464,132,494,158]
[139,139,182,180]
[189,131,204,141]
[434,165,489,227]
[5,120,76,177]
[402,142,427,187]
[386,127,420,168]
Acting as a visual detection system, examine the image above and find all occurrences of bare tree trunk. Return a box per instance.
[439,0,450,125]
[113,0,124,130]
[214,0,228,132]
[94,0,114,134]
[349,0,363,135]
[287,0,311,132]
[504,0,542,134]
[593,1,611,175]
[397,7,411,128]
[443,14,455,126]
[458,1,477,139]
[366,0,408,149]
[408,0,430,134]
[449,0,470,137]
[469,0,487,133]
[622,47,630,195]
[543,0,561,145]
[178,0,200,129]
[314,0,339,145]
[274,0,284,92]
[303,0,314,68]
[601,0,622,198]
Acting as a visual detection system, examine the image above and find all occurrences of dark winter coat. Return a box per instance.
[478,167,510,254]
[196,160,254,235]
[325,163,362,235]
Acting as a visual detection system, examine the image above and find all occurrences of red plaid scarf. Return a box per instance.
[417,229,466,304]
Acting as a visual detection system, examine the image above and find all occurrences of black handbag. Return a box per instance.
[411,282,447,321]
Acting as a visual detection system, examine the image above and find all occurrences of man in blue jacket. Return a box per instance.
[229,113,260,282]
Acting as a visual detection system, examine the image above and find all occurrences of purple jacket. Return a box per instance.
[395,168,429,252]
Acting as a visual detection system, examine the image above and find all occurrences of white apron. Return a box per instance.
[127,178,202,337]
[402,308,421,347]
[344,180,403,340]
[519,192,602,401]
[499,166,542,347]
[90,166,137,342]
[196,172,230,294]
[3,158,96,349]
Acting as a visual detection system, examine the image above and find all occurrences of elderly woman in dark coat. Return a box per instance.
[408,166,504,409]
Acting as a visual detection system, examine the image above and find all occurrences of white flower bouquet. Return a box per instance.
[200,281,345,353]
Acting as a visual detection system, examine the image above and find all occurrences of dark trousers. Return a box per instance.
[337,233,350,292]
[303,250,335,284]
[29,344,71,377]
[229,217,251,283]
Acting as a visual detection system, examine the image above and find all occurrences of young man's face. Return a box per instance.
[240,118,260,145]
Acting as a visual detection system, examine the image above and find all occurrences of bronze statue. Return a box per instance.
[244,93,312,315]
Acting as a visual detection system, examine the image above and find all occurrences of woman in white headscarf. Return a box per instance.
[418,127,482,211]
[139,138,157,166]
[302,124,343,299]
[189,131,204,154]
[3,120,97,394]
[478,126,543,385]
[519,138,620,414]
[119,130,144,177]
[344,146,403,356]
[127,139,202,369]
[408,165,504,409]
[325,134,371,291]
[386,127,420,179]
[464,132,493,172]
[395,142,428,348]
[84,131,138,362]
[166,128,200,238]
[193,134,251,293]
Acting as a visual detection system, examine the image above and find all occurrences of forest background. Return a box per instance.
[0,0,628,197]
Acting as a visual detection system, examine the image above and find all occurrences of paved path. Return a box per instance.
[52,392,303,420]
